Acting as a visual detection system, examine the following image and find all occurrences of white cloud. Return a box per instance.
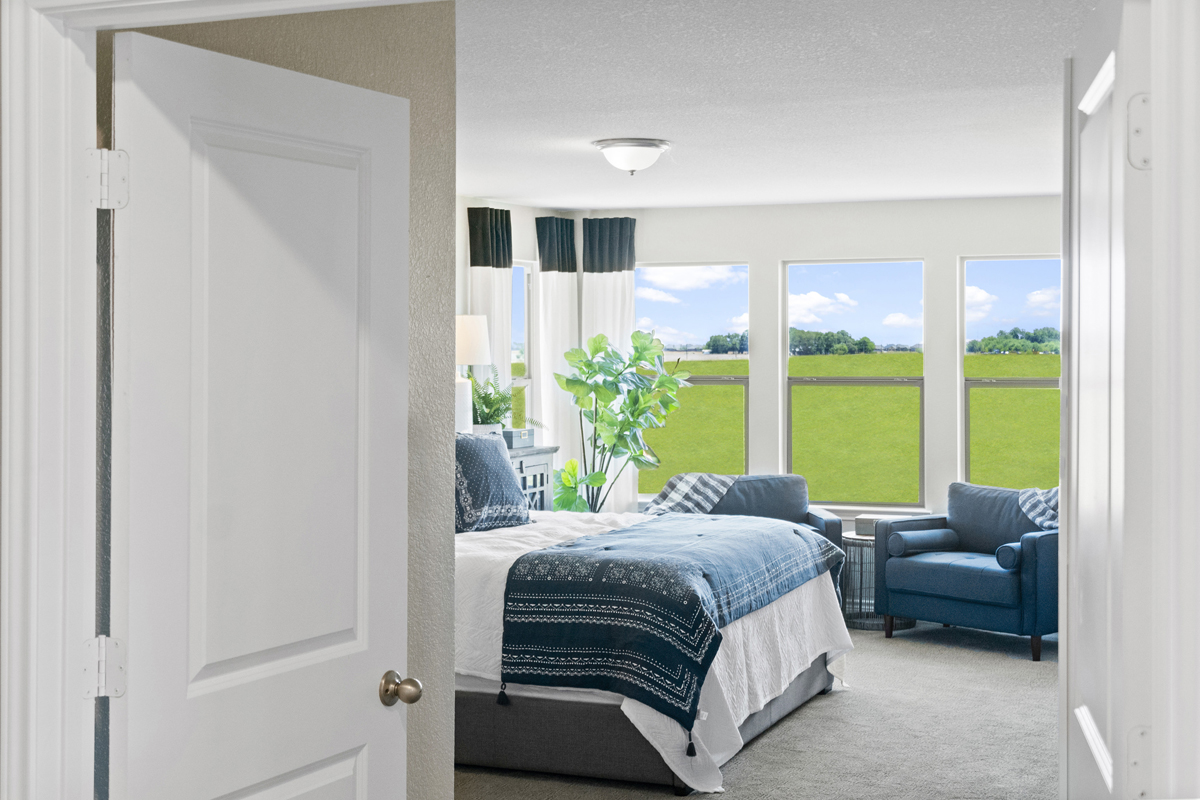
[1025,286,1061,316]
[788,291,857,326]
[635,317,699,344]
[652,326,701,344]
[965,285,998,323]
[728,312,749,332]
[882,312,923,328]
[635,287,681,304]
[639,265,747,292]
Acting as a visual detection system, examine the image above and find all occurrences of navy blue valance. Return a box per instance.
[468,207,513,269]
[582,217,636,273]
[535,216,577,273]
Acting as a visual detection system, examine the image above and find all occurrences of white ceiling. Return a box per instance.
[456,0,1094,209]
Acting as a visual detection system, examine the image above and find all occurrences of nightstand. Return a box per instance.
[508,445,558,511]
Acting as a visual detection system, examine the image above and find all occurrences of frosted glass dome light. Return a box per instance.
[592,138,671,175]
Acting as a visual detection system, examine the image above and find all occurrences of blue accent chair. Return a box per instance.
[874,482,1058,660]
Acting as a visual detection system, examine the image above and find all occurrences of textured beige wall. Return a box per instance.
[120,6,456,798]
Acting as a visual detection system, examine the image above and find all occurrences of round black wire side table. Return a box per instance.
[841,533,916,631]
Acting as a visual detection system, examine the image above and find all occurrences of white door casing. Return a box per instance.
[110,31,409,800]
[1064,2,1154,799]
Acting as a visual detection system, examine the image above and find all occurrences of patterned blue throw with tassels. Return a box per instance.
[500,512,844,731]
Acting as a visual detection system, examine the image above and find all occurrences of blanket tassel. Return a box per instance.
[496,683,510,706]
[686,731,696,758]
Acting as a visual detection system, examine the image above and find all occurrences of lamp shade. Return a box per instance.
[456,315,493,365]
[592,138,671,175]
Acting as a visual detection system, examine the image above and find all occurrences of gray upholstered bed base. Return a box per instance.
[455,652,833,794]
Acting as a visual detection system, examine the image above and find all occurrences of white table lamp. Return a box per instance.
[456,315,492,433]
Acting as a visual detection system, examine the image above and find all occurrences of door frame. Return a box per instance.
[0,2,423,798]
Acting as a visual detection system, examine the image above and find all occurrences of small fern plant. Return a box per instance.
[469,365,543,429]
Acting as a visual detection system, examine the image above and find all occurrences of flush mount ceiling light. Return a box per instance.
[592,138,671,176]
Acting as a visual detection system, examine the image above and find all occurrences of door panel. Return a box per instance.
[111,32,409,800]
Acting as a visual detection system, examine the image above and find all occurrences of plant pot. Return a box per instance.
[472,424,503,436]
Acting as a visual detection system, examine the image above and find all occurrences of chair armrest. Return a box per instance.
[874,515,948,616]
[1019,529,1058,635]
[805,506,842,549]
[996,542,1021,570]
[887,528,959,557]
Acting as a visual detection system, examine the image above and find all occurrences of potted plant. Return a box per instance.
[552,331,690,513]
[469,366,542,436]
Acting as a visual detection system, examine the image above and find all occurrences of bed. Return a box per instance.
[453,506,853,794]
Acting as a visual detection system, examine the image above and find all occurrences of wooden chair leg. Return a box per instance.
[1031,635,1042,662]
[884,615,894,638]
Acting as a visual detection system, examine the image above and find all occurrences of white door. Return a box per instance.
[109,32,410,799]
[1064,3,1152,798]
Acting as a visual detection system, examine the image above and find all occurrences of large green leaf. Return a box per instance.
[581,470,607,487]
[586,333,609,358]
[554,373,593,399]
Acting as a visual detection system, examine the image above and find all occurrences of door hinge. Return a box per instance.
[86,149,129,209]
[83,636,126,699]
[1128,93,1151,170]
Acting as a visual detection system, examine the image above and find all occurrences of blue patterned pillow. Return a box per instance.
[454,433,530,533]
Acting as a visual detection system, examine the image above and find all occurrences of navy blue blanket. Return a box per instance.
[501,512,844,730]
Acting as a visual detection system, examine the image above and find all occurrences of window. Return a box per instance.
[511,264,530,428]
[963,259,1061,489]
[787,261,924,504]
[634,264,750,494]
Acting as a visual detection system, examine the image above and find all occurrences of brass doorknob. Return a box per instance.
[379,671,422,706]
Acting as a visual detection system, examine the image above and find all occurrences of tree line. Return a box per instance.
[704,331,749,354]
[966,326,1060,354]
[789,328,879,356]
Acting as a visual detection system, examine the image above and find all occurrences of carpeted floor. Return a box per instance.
[455,623,1058,799]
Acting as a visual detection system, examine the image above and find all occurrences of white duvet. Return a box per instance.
[455,510,854,793]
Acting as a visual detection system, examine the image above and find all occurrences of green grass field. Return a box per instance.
[968,388,1060,489]
[511,362,526,428]
[636,353,1061,499]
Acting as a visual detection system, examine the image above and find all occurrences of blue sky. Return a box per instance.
[512,266,526,348]
[634,265,750,348]
[786,262,924,346]
[630,260,1061,350]
[964,259,1062,341]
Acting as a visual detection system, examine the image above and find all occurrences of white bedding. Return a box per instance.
[455,510,853,793]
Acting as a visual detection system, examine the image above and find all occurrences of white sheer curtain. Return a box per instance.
[532,216,580,465]
[467,207,513,389]
[532,270,581,462]
[581,217,638,513]
[468,266,511,387]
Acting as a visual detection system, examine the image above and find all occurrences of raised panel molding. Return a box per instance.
[186,121,371,697]
[212,747,365,800]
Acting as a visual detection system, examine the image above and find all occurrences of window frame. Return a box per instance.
[783,259,927,508]
[633,262,751,499]
[963,377,1061,484]
[959,254,1063,486]
[786,375,926,508]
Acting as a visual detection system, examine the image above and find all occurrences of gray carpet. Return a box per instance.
[454,623,1058,799]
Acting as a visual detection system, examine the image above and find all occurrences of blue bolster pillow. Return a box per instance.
[887,528,960,557]
[995,543,1022,570]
